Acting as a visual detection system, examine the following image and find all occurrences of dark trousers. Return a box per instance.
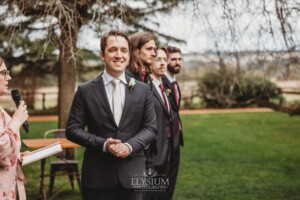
[144,146,180,200]
[82,182,142,200]
[166,147,180,200]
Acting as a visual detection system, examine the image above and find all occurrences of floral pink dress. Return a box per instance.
[0,107,26,200]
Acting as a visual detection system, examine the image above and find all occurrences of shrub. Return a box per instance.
[198,69,283,108]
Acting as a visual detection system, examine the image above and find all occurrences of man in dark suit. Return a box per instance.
[144,47,173,200]
[66,29,157,200]
[126,32,157,83]
[162,46,184,200]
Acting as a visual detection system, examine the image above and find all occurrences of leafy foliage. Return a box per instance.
[0,0,185,119]
[198,69,283,108]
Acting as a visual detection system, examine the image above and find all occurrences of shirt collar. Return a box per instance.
[165,71,176,83]
[152,77,162,88]
[103,71,128,85]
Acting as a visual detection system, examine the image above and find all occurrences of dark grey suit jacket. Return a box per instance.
[150,82,173,166]
[125,69,151,84]
[66,74,157,189]
[162,75,184,148]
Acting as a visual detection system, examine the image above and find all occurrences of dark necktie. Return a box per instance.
[159,83,169,113]
[141,71,146,82]
[159,83,171,138]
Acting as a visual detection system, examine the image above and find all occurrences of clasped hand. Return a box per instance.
[106,138,130,158]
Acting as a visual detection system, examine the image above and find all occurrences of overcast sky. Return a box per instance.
[77,3,209,54]
[77,1,300,54]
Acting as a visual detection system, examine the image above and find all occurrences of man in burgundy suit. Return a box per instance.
[162,46,184,200]
[66,29,157,200]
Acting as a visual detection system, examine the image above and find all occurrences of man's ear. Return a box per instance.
[99,51,105,60]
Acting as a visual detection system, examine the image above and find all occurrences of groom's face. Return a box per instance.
[100,36,130,77]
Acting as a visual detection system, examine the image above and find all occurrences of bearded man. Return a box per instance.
[161,46,184,200]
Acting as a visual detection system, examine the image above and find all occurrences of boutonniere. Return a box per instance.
[165,88,172,96]
[128,78,136,92]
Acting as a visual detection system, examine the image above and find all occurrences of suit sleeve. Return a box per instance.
[66,86,106,151]
[125,86,157,153]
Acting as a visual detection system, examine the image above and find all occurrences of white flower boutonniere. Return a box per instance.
[128,78,136,92]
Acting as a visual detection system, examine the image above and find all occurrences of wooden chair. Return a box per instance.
[44,129,81,195]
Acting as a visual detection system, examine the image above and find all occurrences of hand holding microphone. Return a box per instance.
[10,89,29,133]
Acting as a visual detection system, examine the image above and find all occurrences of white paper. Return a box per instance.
[22,142,63,166]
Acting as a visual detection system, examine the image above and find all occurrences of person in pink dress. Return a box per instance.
[0,56,29,200]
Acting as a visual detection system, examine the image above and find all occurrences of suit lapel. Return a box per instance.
[151,82,170,116]
[163,75,176,100]
[176,81,181,106]
[163,75,178,111]
[92,74,116,126]
[163,75,172,89]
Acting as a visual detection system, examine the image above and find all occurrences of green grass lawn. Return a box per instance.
[21,112,300,199]
[175,112,300,200]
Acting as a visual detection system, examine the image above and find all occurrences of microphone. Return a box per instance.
[11,89,29,133]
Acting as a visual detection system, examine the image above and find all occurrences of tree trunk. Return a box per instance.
[58,20,78,160]
[58,50,76,128]
[56,1,83,160]
[58,24,78,129]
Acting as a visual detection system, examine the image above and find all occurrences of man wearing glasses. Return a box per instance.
[162,46,184,200]
[144,47,172,200]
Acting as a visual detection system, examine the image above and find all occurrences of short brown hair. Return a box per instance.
[100,29,130,55]
[158,47,168,57]
[128,32,155,73]
[167,46,181,54]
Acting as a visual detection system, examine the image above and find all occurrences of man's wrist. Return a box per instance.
[124,143,132,154]
[103,141,108,152]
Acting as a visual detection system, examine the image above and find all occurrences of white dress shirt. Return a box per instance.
[165,71,176,83]
[102,71,127,112]
[102,71,132,153]
[165,71,180,103]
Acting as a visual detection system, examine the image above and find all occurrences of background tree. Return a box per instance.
[1,0,299,122]
[0,0,185,128]
[187,0,299,78]
[173,0,299,114]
